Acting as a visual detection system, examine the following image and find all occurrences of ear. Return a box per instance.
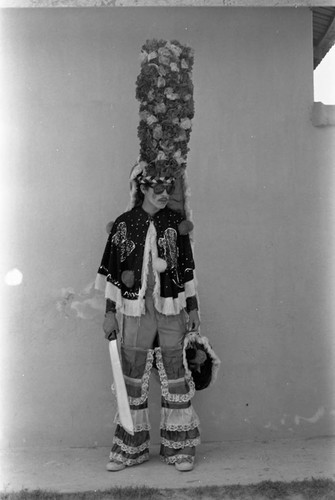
[140,184,147,195]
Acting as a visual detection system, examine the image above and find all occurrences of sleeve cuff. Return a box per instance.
[186,295,198,312]
[105,299,116,314]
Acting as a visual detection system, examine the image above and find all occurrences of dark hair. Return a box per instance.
[133,182,145,208]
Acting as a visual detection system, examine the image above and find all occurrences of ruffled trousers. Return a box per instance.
[110,344,200,466]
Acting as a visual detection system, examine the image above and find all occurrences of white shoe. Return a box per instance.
[174,456,194,472]
[106,460,126,472]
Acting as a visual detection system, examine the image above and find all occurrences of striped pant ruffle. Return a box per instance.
[155,346,201,464]
[109,345,200,466]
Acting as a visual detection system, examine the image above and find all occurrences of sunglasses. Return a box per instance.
[147,182,175,195]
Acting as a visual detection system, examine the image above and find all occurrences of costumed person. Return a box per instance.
[96,39,202,472]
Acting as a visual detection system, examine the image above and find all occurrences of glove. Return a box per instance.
[187,309,200,332]
[103,312,119,341]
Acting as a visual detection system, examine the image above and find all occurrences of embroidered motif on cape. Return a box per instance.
[158,228,178,269]
[111,222,135,263]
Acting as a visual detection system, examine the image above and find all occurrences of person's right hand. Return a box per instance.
[103,312,119,341]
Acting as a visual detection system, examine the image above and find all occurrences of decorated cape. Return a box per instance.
[95,206,196,317]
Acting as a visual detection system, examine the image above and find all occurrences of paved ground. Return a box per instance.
[1,437,335,494]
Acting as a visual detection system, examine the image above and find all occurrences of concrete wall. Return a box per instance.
[1,7,335,448]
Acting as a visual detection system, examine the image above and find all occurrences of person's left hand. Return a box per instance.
[187,309,200,332]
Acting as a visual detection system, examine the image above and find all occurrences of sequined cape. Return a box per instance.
[95,206,197,317]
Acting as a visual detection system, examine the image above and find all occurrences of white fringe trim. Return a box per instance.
[184,279,196,298]
[105,288,189,317]
[99,226,195,317]
[105,281,123,308]
[155,294,187,316]
[95,272,107,292]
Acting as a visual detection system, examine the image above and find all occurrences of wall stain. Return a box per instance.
[56,283,104,320]
[294,406,326,425]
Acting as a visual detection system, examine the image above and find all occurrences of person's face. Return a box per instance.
[141,182,174,214]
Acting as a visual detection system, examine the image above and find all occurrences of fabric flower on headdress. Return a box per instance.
[154,102,167,114]
[153,124,163,140]
[170,62,179,72]
[166,42,183,58]
[156,151,167,161]
[135,38,194,180]
[180,118,192,130]
[157,76,166,88]
[148,51,158,62]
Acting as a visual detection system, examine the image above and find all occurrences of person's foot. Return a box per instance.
[106,460,126,472]
[174,456,195,472]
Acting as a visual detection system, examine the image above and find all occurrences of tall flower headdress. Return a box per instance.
[127,39,195,219]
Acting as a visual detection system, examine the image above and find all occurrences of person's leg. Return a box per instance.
[107,300,158,470]
[155,311,200,470]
